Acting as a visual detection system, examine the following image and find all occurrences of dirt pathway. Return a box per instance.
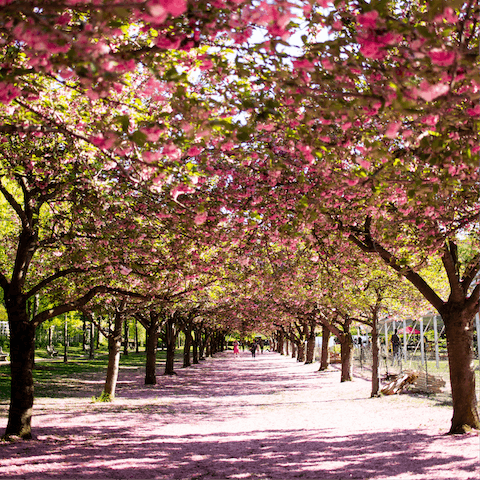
[1,350,478,479]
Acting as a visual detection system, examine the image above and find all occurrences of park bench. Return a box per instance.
[0,347,7,361]
[46,345,58,357]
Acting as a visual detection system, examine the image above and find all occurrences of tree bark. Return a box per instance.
[296,340,305,362]
[123,319,129,356]
[183,324,193,368]
[164,315,177,375]
[89,321,95,359]
[305,325,316,364]
[371,316,380,397]
[319,326,330,371]
[442,308,480,433]
[102,311,123,400]
[4,305,36,439]
[192,329,199,364]
[340,332,353,382]
[144,321,158,385]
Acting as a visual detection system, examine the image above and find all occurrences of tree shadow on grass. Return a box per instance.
[0,425,477,480]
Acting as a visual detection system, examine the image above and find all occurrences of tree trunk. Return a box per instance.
[192,330,199,364]
[123,319,129,356]
[134,319,139,353]
[442,309,480,433]
[164,316,177,375]
[199,330,208,360]
[102,313,123,400]
[183,325,192,368]
[296,340,305,362]
[305,330,316,364]
[145,322,158,385]
[89,321,95,359]
[63,314,68,363]
[340,333,353,382]
[4,306,36,439]
[319,326,330,371]
[371,317,380,397]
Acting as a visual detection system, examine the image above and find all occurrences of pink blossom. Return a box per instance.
[359,38,385,60]
[142,127,163,142]
[435,7,457,23]
[417,81,449,101]
[89,133,116,150]
[385,122,401,139]
[428,49,455,66]
[156,36,181,50]
[142,151,162,163]
[0,82,20,104]
[171,184,195,201]
[148,0,186,20]
[422,114,439,126]
[466,104,480,117]
[357,159,370,169]
[357,10,379,29]
[322,58,334,70]
[194,212,208,225]
[120,266,132,275]
[163,143,181,160]
[187,146,202,156]
[293,58,315,72]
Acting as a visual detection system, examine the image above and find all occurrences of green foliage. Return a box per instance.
[91,392,113,403]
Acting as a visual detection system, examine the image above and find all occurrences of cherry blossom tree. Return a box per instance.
[204,0,479,434]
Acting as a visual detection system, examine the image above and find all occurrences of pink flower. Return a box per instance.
[171,184,195,201]
[428,49,455,66]
[187,146,202,156]
[467,104,480,117]
[148,0,186,20]
[385,122,401,139]
[194,212,208,225]
[359,38,385,60]
[357,10,379,29]
[417,81,449,102]
[120,266,132,275]
[422,114,439,126]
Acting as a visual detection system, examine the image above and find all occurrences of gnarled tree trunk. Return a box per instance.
[4,302,36,440]
[442,308,480,434]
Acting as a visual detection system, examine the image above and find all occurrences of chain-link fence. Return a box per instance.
[350,314,480,406]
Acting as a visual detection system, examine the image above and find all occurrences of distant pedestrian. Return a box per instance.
[250,342,257,358]
[233,341,239,358]
[391,329,400,365]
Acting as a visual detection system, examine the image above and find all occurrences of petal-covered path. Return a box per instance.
[1,350,478,479]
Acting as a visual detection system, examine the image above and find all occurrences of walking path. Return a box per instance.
[0,350,478,479]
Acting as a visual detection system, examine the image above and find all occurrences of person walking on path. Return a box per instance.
[250,342,257,358]
[233,341,239,358]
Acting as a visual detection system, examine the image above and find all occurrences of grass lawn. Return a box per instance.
[0,346,179,401]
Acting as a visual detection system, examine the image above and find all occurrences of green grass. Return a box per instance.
[0,346,177,401]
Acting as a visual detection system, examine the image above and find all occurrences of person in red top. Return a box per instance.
[233,341,239,358]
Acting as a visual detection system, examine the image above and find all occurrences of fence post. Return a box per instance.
[434,315,440,369]
[420,316,425,366]
[476,313,480,373]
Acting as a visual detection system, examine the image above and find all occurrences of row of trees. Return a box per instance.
[0,0,478,439]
